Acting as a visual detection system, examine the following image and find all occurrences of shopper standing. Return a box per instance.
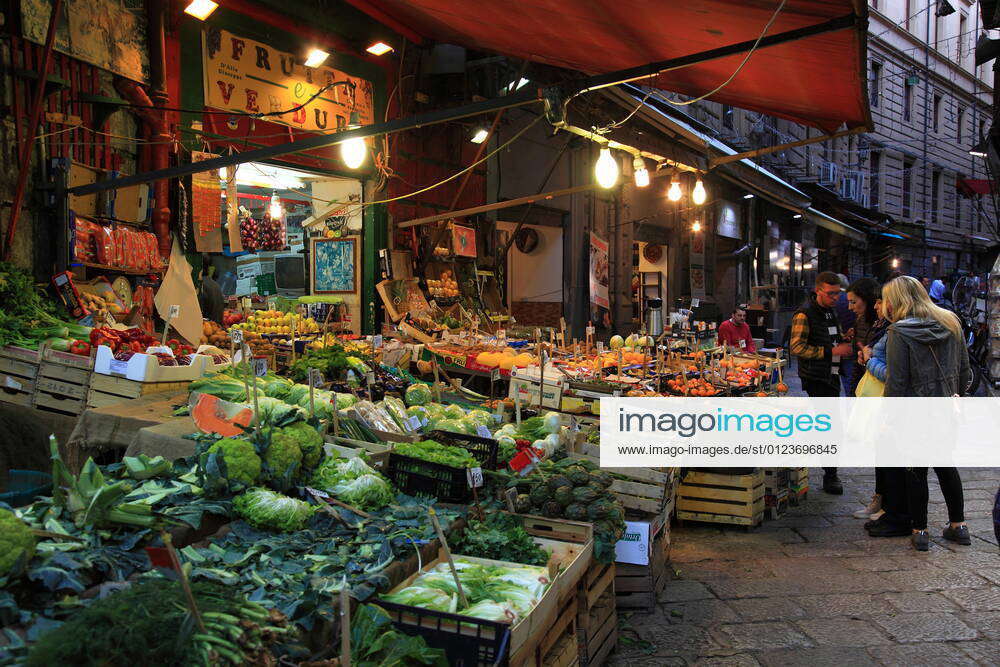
[867,276,970,551]
[847,278,885,520]
[790,271,853,494]
[718,306,756,353]
[835,274,857,397]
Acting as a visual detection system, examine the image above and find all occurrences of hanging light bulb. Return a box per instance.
[891,258,900,268]
[595,148,619,188]
[269,193,284,219]
[632,156,649,187]
[667,175,682,202]
[691,177,707,205]
[340,111,367,169]
[691,220,702,232]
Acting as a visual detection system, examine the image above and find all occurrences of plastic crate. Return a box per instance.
[380,602,512,667]
[386,430,498,503]
[0,470,52,507]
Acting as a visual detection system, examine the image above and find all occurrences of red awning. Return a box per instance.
[352,0,870,133]
[957,178,996,196]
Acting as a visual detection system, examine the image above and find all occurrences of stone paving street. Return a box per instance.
[609,468,1000,666]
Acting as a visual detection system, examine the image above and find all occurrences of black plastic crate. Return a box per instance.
[386,430,498,503]
[378,600,512,667]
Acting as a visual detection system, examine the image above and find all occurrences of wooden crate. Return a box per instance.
[568,441,670,514]
[87,375,188,409]
[576,561,616,667]
[763,468,790,519]
[512,596,579,667]
[788,467,809,505]
[614,528,671,612]
[32,361,93,416]
[676,470,765,528]
[0,347,40,407]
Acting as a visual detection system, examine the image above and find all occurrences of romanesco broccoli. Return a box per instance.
[202,438,261,486]
[0,508,36,578]
[276,422,323,469]
[263,433,302,481]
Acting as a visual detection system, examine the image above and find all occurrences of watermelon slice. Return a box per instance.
[190,392,253,437]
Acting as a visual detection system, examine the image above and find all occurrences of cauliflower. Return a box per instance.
[263,433,302,481]
[0,508,36,578]
[233,487,314,532]
[202,438,261,486]
[276,422,324,469]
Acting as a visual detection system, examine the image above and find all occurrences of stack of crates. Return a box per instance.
[762,468,790,518]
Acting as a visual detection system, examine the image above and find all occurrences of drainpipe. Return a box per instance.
[115,0,171,258]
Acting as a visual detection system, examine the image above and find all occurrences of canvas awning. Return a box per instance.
[957,178,996,196]
[349,0,871,133]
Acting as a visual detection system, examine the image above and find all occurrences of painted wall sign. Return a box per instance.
[202,28,374,134]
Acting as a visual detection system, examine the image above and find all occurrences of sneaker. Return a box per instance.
[823,474,844,495]
[942,524,972,545]
[853,494,882,519]
[912,531,930,551]
[867,518,911,537]
[863,510,885,529]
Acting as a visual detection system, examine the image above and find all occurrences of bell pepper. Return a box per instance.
[68,340,90,356]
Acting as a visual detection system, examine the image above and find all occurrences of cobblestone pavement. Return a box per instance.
[608,468,1000,666]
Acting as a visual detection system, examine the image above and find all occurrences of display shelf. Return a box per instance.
[75,261,163,276]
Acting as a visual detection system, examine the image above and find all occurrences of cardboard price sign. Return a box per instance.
[309,368,324,387]
[253,357,268,377]
[466,467,484,489]
[230,328,244,345]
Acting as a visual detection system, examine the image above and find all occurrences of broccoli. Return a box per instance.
[262,432,303,482]
[0,508,36,578]
[233,487,314,532]
[276,421,324,469]
[202,438,261,486]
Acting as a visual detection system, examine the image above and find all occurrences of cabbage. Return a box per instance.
[404,383,433,406]
[541,411,562,434]
[462,600,517,622]
[255,396,305,426]
[381,586,452,611]
[443,404,466,419]
[457,417,479,435]
[330,473,393,510]
[335,392,357,409]
[544,433,560,450]
[406,405,430,421]
[496,423,518,437]
[337,456,376,479]
[232,487,314,532]
[496,435,516,448]
[284,383,310,405]
[434,418,465,435]
[465,411,492,427]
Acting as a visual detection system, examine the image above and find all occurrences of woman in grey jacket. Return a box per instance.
[867,276,971,551]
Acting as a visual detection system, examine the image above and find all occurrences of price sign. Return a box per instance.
[428,300,438,310]
[230,328,244,345]
[253,357,268,376]
[406,416,422,431]
[104,312,117,326]
[365,372,376,387]
[305,486,330,499]
[613,390,622,397]
[466,466,484,489]
[309,368,324,387]
[597,342,605,354]
[691,298,700,308]
[109,359,128,376]
[168,304,180,319]
[490,368,501,382]
[586,326,595,336]
[491,413,502,424]
[497,329,506,340]
[476,424,492,438]
[534,328,541,340]
[373,335,384,349]
[569,416,579,432]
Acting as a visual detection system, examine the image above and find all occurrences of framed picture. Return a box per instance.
[310,236,358,294]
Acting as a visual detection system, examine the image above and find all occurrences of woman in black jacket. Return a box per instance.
[865,276,971,551]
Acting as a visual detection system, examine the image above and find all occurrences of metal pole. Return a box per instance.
[3,0,64,260]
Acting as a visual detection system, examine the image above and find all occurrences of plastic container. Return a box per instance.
[94,345,210,382]
[0,470,52,507]
[385,430,498,503]
[379,603,512,667]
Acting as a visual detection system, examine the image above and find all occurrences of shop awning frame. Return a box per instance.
[68,11,869,199]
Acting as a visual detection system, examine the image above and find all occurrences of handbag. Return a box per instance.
[855,369,885,397]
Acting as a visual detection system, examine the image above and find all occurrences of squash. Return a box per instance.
[190,393,254,437]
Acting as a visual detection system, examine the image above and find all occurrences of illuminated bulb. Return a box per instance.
[595,148,619,188]
[691,221,702,232]
[470,128,489,144]
[366,41,394,56]
[304,48,330,68]
[667,178,682,201]
[743,193,754,199]
[184,0,218,20]
[633,156,649,187]
[891,258,899,268]
[691,178,707,205]
[269,193,283,219]
[792,213,802,219]
[340,111,367,169]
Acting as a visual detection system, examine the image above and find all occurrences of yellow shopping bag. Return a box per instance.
[855,370,885,397]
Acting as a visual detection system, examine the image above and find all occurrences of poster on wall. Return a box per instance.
[311,237,358,294]
[21,0,149,82]
[451,224,477,257]
[203,28,374,134]
[589,232,609,308]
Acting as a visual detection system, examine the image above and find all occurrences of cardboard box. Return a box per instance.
[508,376,563,410]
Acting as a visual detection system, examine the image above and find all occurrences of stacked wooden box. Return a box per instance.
[88,374,188,409]
[788,467,809,505]
[614,521,672,612]
[32,346,94,416]
[0,346,40,408]
[676,469,765,529]
[762,468,790,518]
[576,560,617,666]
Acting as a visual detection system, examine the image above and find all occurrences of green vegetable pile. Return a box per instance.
[233,487,315,532]
[510,457,625,564]
[311,456,394,511]
[395,439,478,468]
[0,261,86,348]
[0,508,36,580]
[289,345,349,382]
[24,579,293,667]
[200,437,261,488]
[452,512,549,566]
[350,604,447,666]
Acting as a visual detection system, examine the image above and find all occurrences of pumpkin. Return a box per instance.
[513,353,534,367]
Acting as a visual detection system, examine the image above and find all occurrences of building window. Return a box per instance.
[904,81,913,122]
[957,175,964,227]
[931,170,941,224]
[869,61,881,107]
[722,104,733,130]
[903,158,915,218]
[870,151,881,209]
[959,13,968,63]
[957,107,965,142]
[932,94,942,133]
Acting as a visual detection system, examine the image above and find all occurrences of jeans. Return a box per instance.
[800,377,840,481]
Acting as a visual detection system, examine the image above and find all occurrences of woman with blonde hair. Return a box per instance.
[864,275,971,551]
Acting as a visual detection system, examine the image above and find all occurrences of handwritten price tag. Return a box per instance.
[466,467,484,489]
[406,416,422,431]
[597,342,605,354]
[253,357,268,376]
[365,372,376,386]
[230,328,244,345]
[476,425,492,438]
[491,368,501,382]
[373,335,384,349]
[168,304,180,319]
[309,368,324,387]
[586,326,595,336]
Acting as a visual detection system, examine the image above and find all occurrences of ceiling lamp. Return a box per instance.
[743,193,754,199]
[691,220,702,232]
[891,258,900,268]
[691,177,707,205]
[595,148,619,188]
[667,175,682,201]
[633,156,649,188]
[366,41,394,56]
[304,48,330,68]
[970,137,989,158]
[269,193,284,219]
[470,127,489,144]
[340,112,367,169]
[792,213,802,219]
[184,0,218,20]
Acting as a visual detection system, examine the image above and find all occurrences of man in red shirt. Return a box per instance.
[718,306,756,353]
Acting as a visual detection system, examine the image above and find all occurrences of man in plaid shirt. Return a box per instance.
[791,271,855,495]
